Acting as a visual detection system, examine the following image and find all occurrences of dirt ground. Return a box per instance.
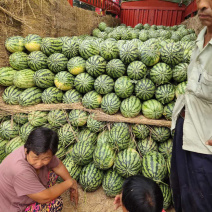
[61,185,175,212]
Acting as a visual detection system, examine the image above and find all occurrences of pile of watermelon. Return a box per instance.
[0,22,193,120]
[0,111,173,209]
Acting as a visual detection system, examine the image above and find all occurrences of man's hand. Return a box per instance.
[70,179,78,206]
[114,194,122,210]
[206,140,212,146]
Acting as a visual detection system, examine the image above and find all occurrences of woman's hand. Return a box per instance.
[70,179,78,206]
[114,194,122,210]
[206,140,212,146]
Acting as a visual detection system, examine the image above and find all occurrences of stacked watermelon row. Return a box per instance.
[0,22,193,120]
[0,110,173,209]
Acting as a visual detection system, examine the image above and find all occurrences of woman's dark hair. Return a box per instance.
[122,175,164,212]
[24,127,59,155]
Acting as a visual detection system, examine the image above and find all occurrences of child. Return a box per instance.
[114,175,164,212]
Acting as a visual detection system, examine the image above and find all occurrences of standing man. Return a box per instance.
[171,0,212,211]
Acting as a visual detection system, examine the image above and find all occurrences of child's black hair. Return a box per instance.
[122,175,163,212]
[24,127,58,155]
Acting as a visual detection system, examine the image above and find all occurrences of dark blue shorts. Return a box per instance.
[170,116,212,212]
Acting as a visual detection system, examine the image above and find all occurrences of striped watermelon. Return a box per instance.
[159,183,172,210]
[56,144,66,160]
[127,61,147,80]
[74,73,94,94]
[19,122,35,142]
[19,87,42,106]
[79,40,100,59]
[54,71,75,91]
[150,63,172,85]
[78,128,97,145]
[27,51,48,71]
[93,143,116,170]
[135,78,155,101]
[28,111,48,127]
[108,126,130,150]
[47,53,68,73]
[2,86,23,105]
[106,59,126,79]
[141,151,167,181]
[102,169,124,197]
[24,34,42,52]
[5,36,25,53]
[120,96,142,118]
[41,87,63,104]
[92,28,101,37]
[100,40,119,60]
[98,22,107,31]
[0,139,8,163]
[5,136,24,155]
[97,130,109,146]
[132,124,150,139]
[114,148,142,178]
[172,63,188,83]
[151,126,171,143]
[155,84,175,104]
[62,156,82,181]
[134,23,143,30]
[0,120,19,140]
[67,56,86,75]
[175,81,187,98]
[137,137,158,155]
[114,76,134,98]
[142,99,164,119]
[166,155,171,175]
[13,69,35,89]
[79,162,104,192]
[101,93,121,115]
[94,75,114,94]
[0,67,17,86]
[71,141,96,166]
[82,91,102,109]
[87,114,105,133]
[13,113,28,125]
[58,124,77,147]
[117,40,126,50]
[158,138,173,158]
[62,38,79,58]
[86,55,107,78]
[34,69,55,89]
[140,46,160,66]
[48,110,67,127]
[139,30,149,42]
[40,37,63,56]
[9,52,29,70]
[113,122,129,129]
[68,109,88,127]
[63,89,82,104]
[163,101,175,121]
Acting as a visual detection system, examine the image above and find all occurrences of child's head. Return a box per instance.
[116,175,164,212]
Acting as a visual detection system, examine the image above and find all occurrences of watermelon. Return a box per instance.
[94,75,114,95]
[106,59,126,79]
[113,122,129,129]
[108,126,130,150]
[0,139,8,163]
[13,69,35,89]
[127,61,147,80]
[56,144,66,160]
[114,76,134,98]
[87,114,105,133]
[137,137,158,155]
[34,69,55,89]
[54,71,75,91]
[77,128,98,145]
[98,22,107,31]
[28,111,48,127]
[175,81,187,98]
[102,169,124,197]
[93,143,116,170]
[67,56,86,75]
[27,51,48,71]
[19,87,42,106]
[150,63,172,85]
[68,109,88,127]
[141,151,167,181]
[134,23,143,30]
[120,96,142,118]
[74,73,94,94]
[97,130,110,146]
[155,84,175,104]
[40,37,63,56]
[79,162,104,192]
[151,126,171,143]
[101,93,121,115]
[163,101,175,121]
[13,113,28,125]
[132,124,150,139]
[41,87,63,104]
[48,110,67,127]
[100,40,119,60]
[5,36,25,53]
[85,55,107,78]
[82,91,102,109]
[79,40,100,59]
[158,138,173,158]
[159,183,172,210]
[47,53,68,73]
[139,30,149,42]
[114,148,142,178]
[63,89,82,104]
[5,136,24,155]
[62,38,79,58]
[9,52,29,70]
[135,78,155,101]
[92,28,101,37]
[24,34,42,52]
[142,99,164,119]
[172,63,188,82]
[2,86,23,105]
[0,120,19,140]
[19,122,35,142]
[0,67,17,86]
